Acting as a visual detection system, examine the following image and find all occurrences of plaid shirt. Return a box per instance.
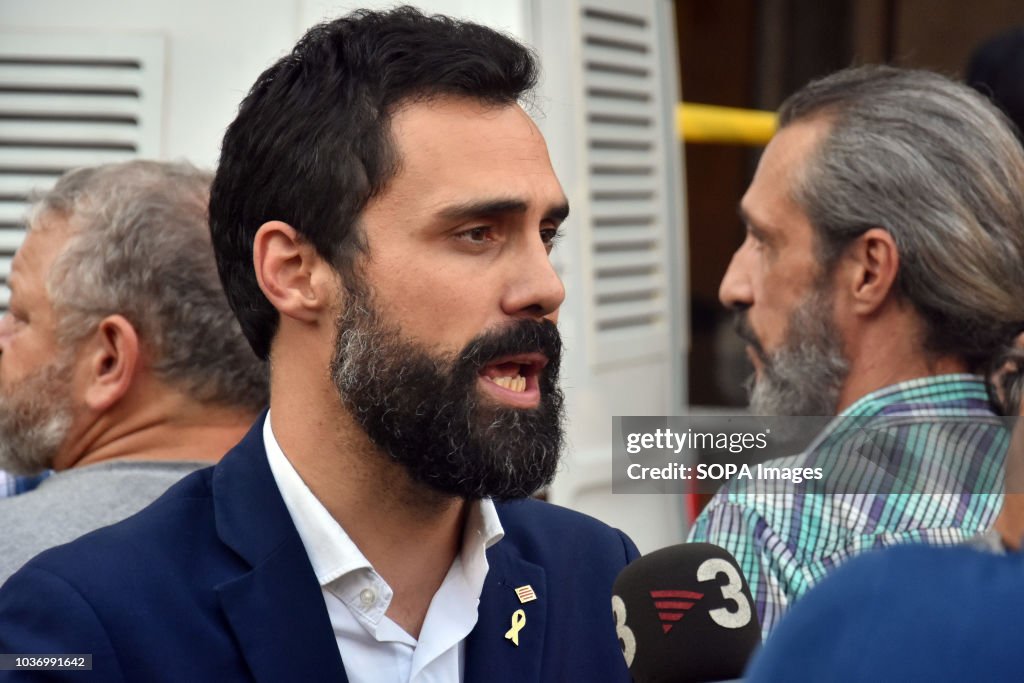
[0,470,49,498]
[688,374,1006,639]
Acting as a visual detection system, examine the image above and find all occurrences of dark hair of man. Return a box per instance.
[776,65,1024,371]
[209,6,539,360]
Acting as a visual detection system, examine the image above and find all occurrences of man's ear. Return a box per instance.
[838,228,900,316]
[82,314,140,412]
[253,221,338,323]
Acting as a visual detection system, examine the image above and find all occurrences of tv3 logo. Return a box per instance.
[612,558,753,667]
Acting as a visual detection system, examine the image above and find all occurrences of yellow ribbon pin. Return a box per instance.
[504,608,526,646]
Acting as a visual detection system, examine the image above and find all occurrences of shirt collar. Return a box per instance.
[262,411,504,590]
[462,497,504,594]
[263,413,370,585]
[840,373,993,418]
[804,373,996,454]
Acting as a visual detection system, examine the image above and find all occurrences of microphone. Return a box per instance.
[612,543,761,683]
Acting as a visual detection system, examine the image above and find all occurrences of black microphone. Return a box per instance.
[611,543,762,683]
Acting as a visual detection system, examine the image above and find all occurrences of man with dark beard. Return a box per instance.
[0,9,638,682]
[688,66,1024,639]
[0,160,267,583]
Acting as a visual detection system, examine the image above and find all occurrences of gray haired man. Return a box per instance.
[0,160,267,582]
[689,65,1024,636]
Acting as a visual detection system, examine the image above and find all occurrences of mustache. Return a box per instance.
[458,318,562,372]
[733,311,766,359]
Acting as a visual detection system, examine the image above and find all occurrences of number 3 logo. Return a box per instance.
[611,595,636,666]
[697,558,752,629]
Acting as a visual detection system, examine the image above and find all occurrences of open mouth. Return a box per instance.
[478,353,548,405]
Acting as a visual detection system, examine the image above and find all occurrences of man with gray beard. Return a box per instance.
[0,160,268,583]
[688,65,1024,639]
[0,9,638,682]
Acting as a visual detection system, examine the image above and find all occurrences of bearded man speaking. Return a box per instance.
[0,9,639,682]
[689,65,1024,639]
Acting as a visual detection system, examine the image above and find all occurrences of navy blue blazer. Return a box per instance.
[0,417,639,682]
[746,544,1024,682]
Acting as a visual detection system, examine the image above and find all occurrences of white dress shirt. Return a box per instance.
[263,413,504,683]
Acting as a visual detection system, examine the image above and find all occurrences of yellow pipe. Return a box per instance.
[677,102,777,146]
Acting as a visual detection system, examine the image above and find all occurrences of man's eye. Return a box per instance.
[456,226,491,244]
[540,226,563,248]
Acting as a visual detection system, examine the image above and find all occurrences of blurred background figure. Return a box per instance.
[0,159,268,583]
[967,26,1024,141]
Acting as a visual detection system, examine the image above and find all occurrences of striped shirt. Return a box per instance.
[688,374,1006,639]
[0,471,49,498]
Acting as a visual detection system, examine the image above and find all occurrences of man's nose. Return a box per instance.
[502,238,565,319]
[719,239,754,311]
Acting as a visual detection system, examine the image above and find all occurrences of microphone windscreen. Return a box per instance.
[612,543,761,683]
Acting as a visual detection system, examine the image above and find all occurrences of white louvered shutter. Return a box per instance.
[579,0,676,366]
[530,0,686,547]
[0,33,163,309]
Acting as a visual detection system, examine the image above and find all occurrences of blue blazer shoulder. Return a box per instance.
[0,416,638,683]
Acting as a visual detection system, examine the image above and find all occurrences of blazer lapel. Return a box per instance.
[464,543,548,683]
[217,535,348,683]
[212,415,349,683]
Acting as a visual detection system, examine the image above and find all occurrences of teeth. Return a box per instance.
[489,375,526,392]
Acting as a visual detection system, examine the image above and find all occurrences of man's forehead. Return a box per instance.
[378,97,565,216]
[390,98,548,163]
[12,214,73,283]
[391,95,536,127]
[741,120,830,230]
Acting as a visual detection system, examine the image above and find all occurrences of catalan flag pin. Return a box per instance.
[514,585,537,604]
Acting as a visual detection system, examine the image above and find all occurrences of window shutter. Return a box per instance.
[0,33,163,308]
[579,0,675,365]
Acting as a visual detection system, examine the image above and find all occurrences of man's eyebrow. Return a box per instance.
[437,198,571,223]
[546,201,570,223]
[737,204,767,239]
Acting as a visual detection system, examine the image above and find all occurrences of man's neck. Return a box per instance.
[995,496,1024,551]
[835,320,969,413]
[59,394,255,471]
[268,383,466,639]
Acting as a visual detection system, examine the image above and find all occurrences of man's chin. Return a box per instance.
[746,374,781,417]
